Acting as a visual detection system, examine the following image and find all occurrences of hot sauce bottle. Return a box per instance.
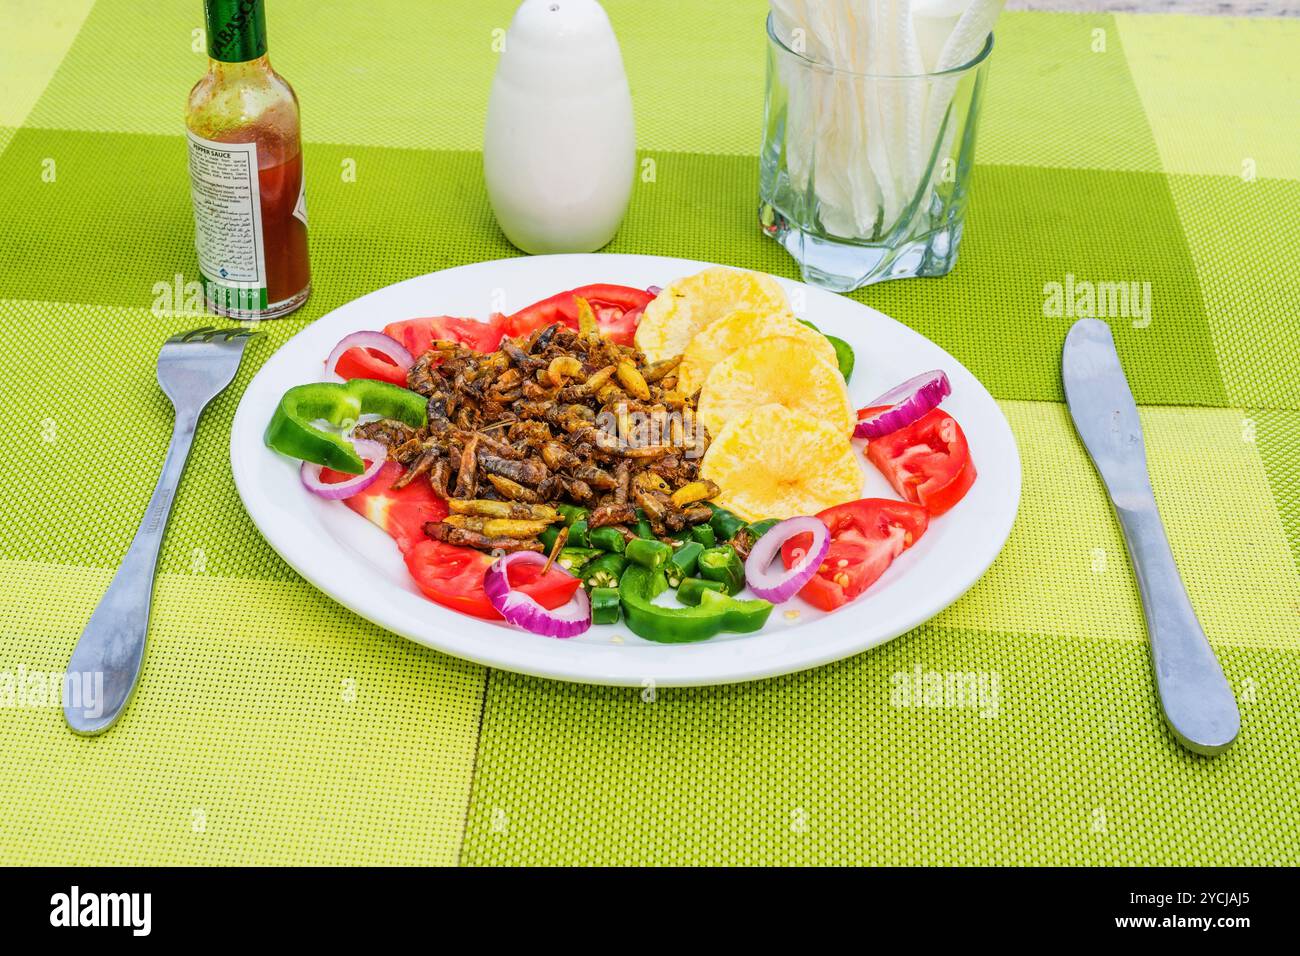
[186,0,310,319]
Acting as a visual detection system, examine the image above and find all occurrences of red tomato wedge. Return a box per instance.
[501,290,580,339]
[382,314,505,359]
[501,284,653,345]
[862,406,977,516]
[405,540,583,620]
[332,347,408,387]
[781,499,929,612]
[320,460,448,553]
[319,462,579,620]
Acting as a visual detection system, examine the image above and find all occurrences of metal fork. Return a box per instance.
[65,327,258,735]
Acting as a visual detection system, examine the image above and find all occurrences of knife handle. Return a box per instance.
[1113,496,1240,755]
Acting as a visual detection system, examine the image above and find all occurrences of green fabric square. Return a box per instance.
[1118,14,1300,181]
[1169,174,1300,409]
[0,127,195,309]
[463,624,1299,866]
[0,0,96,127]
[978,12,1162,173]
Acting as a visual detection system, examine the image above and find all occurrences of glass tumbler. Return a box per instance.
[759,16,993,292]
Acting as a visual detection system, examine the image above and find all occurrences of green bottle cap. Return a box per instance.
[204,0,268,63]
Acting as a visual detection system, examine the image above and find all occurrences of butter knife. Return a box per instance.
[1062,319,1239,755]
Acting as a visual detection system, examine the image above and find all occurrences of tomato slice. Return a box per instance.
[501,291,581,339]
[321,460,448,553]
[320,462,580,621]
[781,499,929,612]
[383,314,504,358]
[574,284,652,346]
[862,407,977,516]
[405,540,583,620]
[332,347,408,387]
[501,284,653,345]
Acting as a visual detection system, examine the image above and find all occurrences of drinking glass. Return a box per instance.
[759,15,993,292]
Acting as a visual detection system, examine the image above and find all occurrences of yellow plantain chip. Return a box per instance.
[677,308,838,396]
[696,335,856,440]
[701,403,864,521]
[634,267,789,364]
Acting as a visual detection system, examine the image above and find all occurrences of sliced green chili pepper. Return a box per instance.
[698,545,746,595]
[590,587,622,625]
[582,553,627,590]
[540,525,561,553]
[688,523,717,548]
[707,504,747,541]
[665,541,704,587]
[625,537,672,572]
[566,519,591,548]
[619,566,772,643]
[556,547,599,573]
[556,504,589,527]
[746,518,779,540]
[676,576,728,607]
[633,508,656,539]
[264,378,426,474]
[588,526,626,554]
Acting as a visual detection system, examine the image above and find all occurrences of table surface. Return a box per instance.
[1,1,1297,866]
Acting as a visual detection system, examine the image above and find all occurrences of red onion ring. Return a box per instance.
[743,516,830,603]
[300,439,388,500]
[324,331,414,379]
[483,551,591,638]
[854,370,951,439]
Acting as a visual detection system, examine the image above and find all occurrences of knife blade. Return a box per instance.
[1063,319,1239,755]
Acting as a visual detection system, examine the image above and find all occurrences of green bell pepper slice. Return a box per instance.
[582,553,627,590]
[264,378,426,474]
[619,566,772,644]
[590,587,622,625]
[665,541,704,587]
[697,545,746,595]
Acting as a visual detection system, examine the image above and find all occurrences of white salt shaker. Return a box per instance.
[483,0,636,254]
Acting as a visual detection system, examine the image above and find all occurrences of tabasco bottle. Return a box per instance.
[186,0,310,320]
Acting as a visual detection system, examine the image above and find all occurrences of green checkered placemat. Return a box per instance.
[0,1,1296,866]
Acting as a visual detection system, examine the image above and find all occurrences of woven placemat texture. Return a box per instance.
[0,1,1296,866]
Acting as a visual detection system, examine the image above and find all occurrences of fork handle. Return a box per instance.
[65,410,199,734]
[1113,496,1240,755]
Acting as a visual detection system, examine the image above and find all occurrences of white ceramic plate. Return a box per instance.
[230,254,1020,686]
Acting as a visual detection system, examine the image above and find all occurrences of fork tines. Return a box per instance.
[169,327,260,344]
